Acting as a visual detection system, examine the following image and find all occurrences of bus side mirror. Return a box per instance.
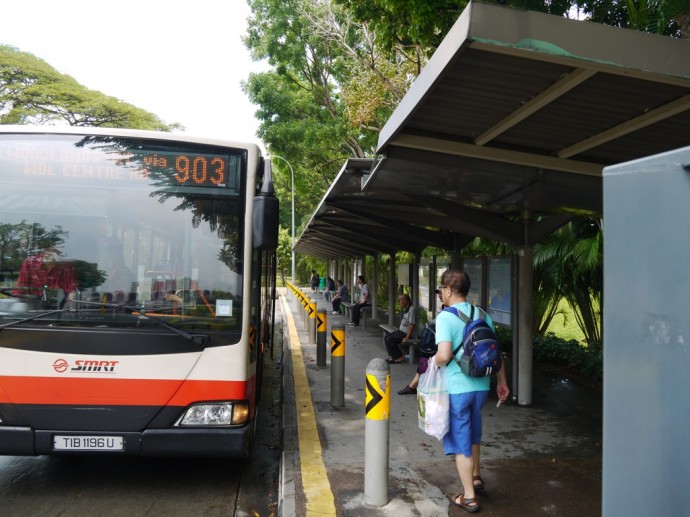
[253,160,279,250]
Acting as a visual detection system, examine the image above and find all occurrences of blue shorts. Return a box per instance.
[443,391,489,457]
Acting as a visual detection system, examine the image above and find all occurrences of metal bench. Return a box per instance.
[379,323,420,364]
[341,304,375,329]
[340,302,353,318]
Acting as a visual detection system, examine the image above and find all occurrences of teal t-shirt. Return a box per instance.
[435,301,492,395]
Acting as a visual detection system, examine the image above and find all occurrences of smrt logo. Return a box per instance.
[53,359,69,373]
[51,359,119,374]
[71,359,119,373]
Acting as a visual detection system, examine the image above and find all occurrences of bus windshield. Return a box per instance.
[0,133,246,332]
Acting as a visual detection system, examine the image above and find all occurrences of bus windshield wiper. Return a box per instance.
[70,299,209,346]
[133,310,210,346]
[0,309,69,332]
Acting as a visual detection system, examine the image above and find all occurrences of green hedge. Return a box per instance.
[497,329,603,382]
[533,332,603,382]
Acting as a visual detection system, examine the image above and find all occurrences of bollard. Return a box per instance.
[308,300,317,344]
[316,308,328,367]
[302,296,309,327]
[330,323,345,407]
[364,357,390,507]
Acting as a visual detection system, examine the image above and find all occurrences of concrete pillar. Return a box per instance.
[388,253,396,326]
[431,255,438,316]
[517,209,534,406]
[412,253,420,310]
[450,251,462,270]
[371,254,379,319]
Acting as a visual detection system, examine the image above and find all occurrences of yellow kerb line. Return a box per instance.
[280,295,336,516]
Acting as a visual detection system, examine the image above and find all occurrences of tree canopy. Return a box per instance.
[244,0,426,241]
[243,0,687,341]
[0,45,179,131]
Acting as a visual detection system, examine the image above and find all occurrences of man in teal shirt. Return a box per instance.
[435,269,509,513]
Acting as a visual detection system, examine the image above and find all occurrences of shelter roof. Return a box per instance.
[295,2,690,259]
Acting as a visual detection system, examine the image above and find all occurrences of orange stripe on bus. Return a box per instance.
[0,377,248,406]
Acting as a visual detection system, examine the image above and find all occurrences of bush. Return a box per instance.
[495,329,603,383]
[533,332,603,382]
[495,326,513,355]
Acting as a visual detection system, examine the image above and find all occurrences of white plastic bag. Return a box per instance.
[417,359,449,440]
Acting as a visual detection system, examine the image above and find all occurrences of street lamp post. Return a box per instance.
[270,155,295,283]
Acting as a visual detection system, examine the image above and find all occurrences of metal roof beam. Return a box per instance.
[475,67,597,146]
[525,213,576,245]
[333,197,520,245]
[557,93,690,158]
[388,134,603,176]
[318,215,427,253]
[295,236,378,258]
[323,205,457,250]
[307,225,394,255]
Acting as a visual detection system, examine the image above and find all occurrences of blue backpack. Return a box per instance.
[444,306,502,377]
[418,322,437,356]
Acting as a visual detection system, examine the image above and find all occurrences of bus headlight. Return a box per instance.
[176,402,249,426]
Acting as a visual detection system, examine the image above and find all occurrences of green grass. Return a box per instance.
[546,298,586,344]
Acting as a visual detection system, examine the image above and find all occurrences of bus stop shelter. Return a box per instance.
[296,3,689,257]
[295,3,690,514]
[294,2,690,405]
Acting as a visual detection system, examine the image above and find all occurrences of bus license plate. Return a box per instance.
[53,435,124,451]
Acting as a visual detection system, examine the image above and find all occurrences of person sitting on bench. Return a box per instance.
[347,275,370,327]
[331,279,349,314]
[384,293,417,364]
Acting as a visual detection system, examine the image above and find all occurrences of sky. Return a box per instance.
[2,0,268,144]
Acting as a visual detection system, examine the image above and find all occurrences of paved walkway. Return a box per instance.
[278,288,602,516]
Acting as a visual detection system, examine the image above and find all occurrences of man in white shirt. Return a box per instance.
[347,275,370,327]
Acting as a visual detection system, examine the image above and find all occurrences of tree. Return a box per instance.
[0,45,180,130]
[276,226,292,285]
[0,221,69,273]
[533,218,603,348]
[335,0,466,52]
[244,0,428,255]
[579,0,690,36]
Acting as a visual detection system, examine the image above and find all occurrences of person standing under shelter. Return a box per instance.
[434,269,509,513]
[347,275,369,327]
[310,270,319,293]
[384,293,417,364]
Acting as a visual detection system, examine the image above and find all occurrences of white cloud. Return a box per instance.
[1,0,268,144]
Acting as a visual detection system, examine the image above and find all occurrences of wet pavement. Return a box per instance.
[278,288,602,516]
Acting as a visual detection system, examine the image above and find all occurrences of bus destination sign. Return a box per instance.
[2,140,235,189]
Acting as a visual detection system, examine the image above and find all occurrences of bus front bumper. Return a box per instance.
[0,426,253,458]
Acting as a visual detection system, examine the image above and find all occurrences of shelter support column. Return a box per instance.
[412,253,420,311]
[517,210,534,406]
[388,252,396,326]
[450,251,462,269]
[360,256,366,290]
[430,255,437,316]
[371,254,379,319]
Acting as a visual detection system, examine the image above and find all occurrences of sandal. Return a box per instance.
[450,493,480,513]
[473,475,485,492]
[397,385,417,395]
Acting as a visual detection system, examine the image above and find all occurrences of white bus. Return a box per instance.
[0,126,278,457]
